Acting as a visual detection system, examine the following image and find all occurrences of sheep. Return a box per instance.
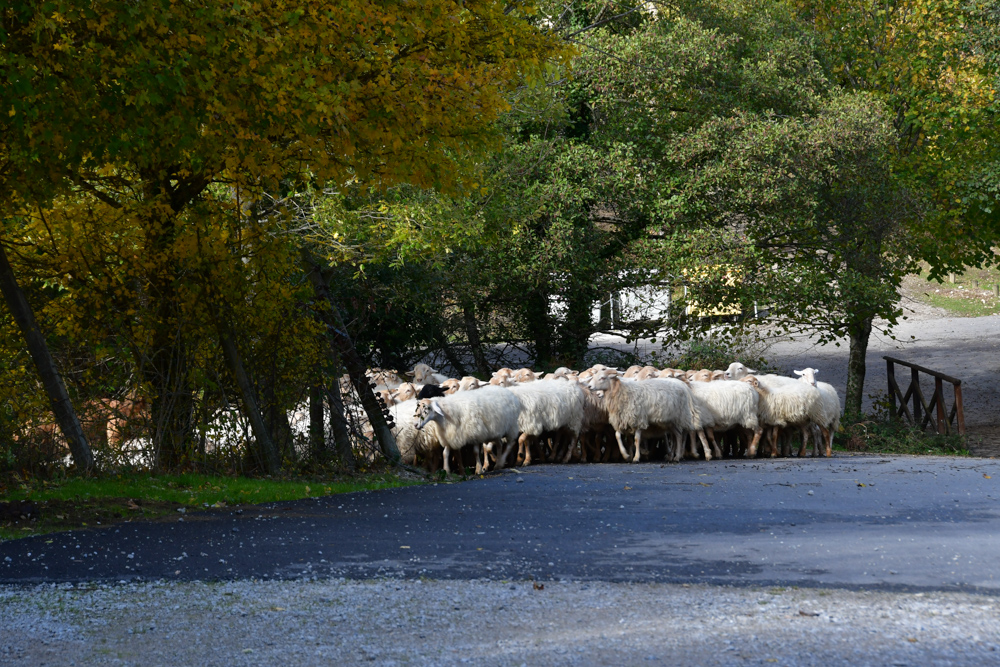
[367,368,405,391]
[489,368,515,386]
[636,366,661,380]
[587,369,705,463]
[439,378,461,395]
[389,399,439,467]
[416,384,448,400]
[458,376,482,391]
[409,363,451,385]
[794,368,840,457]
[577,383,616,462]
[394,382,418,402]
[743,374,821,457]
[690,369,713,383]
[687,380,762,458]
[507,380,585,465]
[544,367,577,381]
[724,362,757,380]
[710,370,727,382]
[512,368,543,383]
[622,365,643,379]
[413,386,521,474]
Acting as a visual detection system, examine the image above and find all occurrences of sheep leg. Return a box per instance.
[561,432,579,464]
[632,430,643,463]
[495,430,518,469]
[768,427,779,457]
[746,427,763,457]
[442,446,453,475]
[697,429,713,461]
[615,430,631,462]
[705,427,722,459]
[821,426,833,457]
[797,426,809,457]
[520,433,535,466]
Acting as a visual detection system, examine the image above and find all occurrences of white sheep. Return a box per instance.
[688,379,762,459]
[389,399,433,465]
[588,370,705,463]
[409,363,451,385]
[413,385,521,474]
[794,368,840,457]
[723,362,758,380]
[458,376,482,391]
[507,379,585,465]
[743,374,821,457]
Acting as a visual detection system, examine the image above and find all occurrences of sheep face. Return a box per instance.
[623,365,643,379]
[513,368,541,383]
[395,383,418,402]
[636,366,660,380]
[587,369,620,392]
[710,371,726,381]
[724,362,757,380]
[458,376,481,391]
[413,399,444,431]
[691,369,712,382]
[794,368,819,386]
[441,379,461,395]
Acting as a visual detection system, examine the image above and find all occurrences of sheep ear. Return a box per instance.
[432,401,445,417]
[794,369,804,376]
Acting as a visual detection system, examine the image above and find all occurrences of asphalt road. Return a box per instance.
[3,455,1000,592]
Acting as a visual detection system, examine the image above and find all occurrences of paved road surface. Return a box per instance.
[4,456,999,591]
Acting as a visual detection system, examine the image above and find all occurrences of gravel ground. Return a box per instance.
[3,579,999,666]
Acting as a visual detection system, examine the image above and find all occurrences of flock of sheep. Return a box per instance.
[368,362,842,474]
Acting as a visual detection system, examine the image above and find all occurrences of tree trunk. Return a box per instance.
[218,330,281,474]
[301,250,400,463]
[436,328,467,378]
[559,288,595,368]
[525,289,552,367]
[326,382,356,470]
[309,382,325,460]
[461,299,491,376]
[845,316,873,421]
[0,239,94,471]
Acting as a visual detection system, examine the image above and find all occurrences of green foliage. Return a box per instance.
[836,421,969,456]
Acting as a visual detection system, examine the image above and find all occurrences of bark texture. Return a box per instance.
[0,239,94,470]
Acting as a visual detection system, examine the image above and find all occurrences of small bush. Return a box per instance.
[836,420,968,456]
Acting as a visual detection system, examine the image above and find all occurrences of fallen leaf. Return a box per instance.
[533,582,544,591]
[798,610,820,617]
[126,500,140,510]
[623,485,632,490]
[857,483,866,487]
[400,545,410,549]
[698,482,711,487]
[984,474,991,479]
[907,637,918,643]
[270,606,285,612]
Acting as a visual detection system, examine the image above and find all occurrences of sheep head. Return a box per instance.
[395,383,418,402]
[458,376,481,391]
[691,369,712,382]
[441,378,461,394]
[724,362,757,380]
[513,368,542,383]
[794,368,819,386]
[740,375,768,395]
[710,370,727,382]
[414,399,445,431]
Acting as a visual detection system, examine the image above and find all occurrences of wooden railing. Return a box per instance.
[885,356,965,435]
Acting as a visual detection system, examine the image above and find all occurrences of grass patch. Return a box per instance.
[920,291,1000,317]
[903,263,1000,318]
[834,420,970,456]
[0,471,422,542]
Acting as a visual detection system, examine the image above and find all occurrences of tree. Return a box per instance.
[669,94,919,417]
[1,0,566,467]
